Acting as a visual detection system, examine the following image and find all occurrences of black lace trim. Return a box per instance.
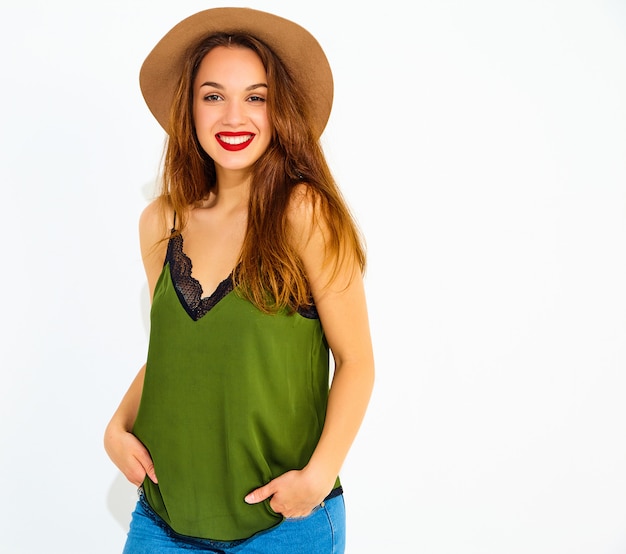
[297,302,319,320]
[166,233,319,321]
[166,234,234,321]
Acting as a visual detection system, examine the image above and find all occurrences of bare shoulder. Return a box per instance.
[286,183,323,248]
[288,182,363,296]
[287,183,317,216]
[139,198,169,238]
[139,199,171,298]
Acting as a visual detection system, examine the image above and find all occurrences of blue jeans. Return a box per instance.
[122,489,346,554]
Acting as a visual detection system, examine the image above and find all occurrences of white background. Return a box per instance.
[1,1,625,552]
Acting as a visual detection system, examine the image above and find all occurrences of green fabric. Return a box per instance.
[133,264,336,541]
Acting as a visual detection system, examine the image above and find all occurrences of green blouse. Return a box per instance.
[133,239,337,541]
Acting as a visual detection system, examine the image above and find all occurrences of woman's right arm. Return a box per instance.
[103,365,157,486]
[103,199,169,486]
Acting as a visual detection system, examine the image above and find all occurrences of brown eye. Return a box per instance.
[203,93,222,102]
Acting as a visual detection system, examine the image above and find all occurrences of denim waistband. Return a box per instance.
[137,484,344,548]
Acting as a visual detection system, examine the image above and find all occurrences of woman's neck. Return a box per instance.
[203,169,251,212]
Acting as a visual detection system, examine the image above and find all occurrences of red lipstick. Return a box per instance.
[216,132,255,151]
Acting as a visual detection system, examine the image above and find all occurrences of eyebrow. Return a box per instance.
[198,82,268,91]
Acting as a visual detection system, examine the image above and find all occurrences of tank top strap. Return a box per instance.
[163,211,178,268]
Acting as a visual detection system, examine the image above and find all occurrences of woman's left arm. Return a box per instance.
[245,188,375,517]
[303,261,375,491]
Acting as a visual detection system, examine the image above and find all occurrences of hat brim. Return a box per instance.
[139,7,333,138]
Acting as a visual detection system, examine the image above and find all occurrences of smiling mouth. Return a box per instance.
[216,133,255,151]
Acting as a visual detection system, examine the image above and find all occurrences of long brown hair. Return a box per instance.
[157,32,365,313]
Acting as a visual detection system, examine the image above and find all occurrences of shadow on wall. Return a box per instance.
[141,281,150,337]
[141,177,158,335]
[104,289,150,539]
[107,473,139,533]
[107,174,155,532]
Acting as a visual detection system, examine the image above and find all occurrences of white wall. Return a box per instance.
[1,1,625,552]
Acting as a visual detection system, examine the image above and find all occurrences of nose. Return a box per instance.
[221,99,246,126]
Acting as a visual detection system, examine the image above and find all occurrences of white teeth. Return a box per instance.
[219,134,252,145]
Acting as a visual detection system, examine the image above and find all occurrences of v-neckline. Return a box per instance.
[166,233,235,321]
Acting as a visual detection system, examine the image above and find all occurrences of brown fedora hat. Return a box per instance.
[139,7,334,138]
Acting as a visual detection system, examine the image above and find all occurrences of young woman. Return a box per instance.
[104,8,374,553]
